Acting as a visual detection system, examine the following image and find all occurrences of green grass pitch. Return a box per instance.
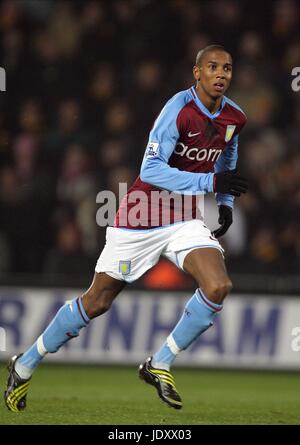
[1,363,300,425]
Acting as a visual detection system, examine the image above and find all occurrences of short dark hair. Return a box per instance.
[196,45,230,66]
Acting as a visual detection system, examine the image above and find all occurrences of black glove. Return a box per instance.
[212,205,233,238]
[214,169,248,196]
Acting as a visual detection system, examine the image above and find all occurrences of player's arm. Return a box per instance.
[140,96,213,195]
[214,134,239,208]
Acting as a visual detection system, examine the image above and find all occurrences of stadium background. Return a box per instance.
[0,0,300,425]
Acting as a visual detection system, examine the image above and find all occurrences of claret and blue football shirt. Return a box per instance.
[115,86,246,229]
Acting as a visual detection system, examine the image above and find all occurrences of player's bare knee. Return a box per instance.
[82,288,115,318]
[202,278,232,304]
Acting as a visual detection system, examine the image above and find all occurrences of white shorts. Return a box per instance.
[95,219,224,283]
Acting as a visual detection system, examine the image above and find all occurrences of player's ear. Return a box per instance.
[193,65,201,82]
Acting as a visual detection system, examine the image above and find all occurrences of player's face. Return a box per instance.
[193,51,232,99]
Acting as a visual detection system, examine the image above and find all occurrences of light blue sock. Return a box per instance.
[16,297,89,379]
[152,289,223,370]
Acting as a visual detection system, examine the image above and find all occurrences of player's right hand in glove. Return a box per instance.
[213,169,248,197]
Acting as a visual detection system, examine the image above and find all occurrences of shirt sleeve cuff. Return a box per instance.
[215,193,234,208]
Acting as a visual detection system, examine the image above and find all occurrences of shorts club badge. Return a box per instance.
[119,260,131,276]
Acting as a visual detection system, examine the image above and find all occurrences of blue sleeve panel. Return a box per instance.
[140,92,214,195]
[214,134,239,208]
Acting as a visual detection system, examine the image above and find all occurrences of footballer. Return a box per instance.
[5,45,248,412]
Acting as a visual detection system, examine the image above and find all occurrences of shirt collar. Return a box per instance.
[189,85,225,119]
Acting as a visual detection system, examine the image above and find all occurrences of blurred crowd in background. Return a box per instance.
[0,0,299,288]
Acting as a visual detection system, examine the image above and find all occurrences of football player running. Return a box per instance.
[5,45,248,412]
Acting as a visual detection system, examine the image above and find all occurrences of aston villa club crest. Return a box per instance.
[119,260,131,276]
[225,125,236,142]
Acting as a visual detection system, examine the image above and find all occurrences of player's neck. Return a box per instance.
[195,84,222,114]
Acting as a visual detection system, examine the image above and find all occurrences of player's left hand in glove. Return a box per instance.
[212,205,232,238]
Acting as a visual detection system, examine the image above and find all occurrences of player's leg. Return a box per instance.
[17,272,125,374]
[152,248,230,369]
[182,247,232,304]
[4,272,125,412]
[139,245,230,409]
